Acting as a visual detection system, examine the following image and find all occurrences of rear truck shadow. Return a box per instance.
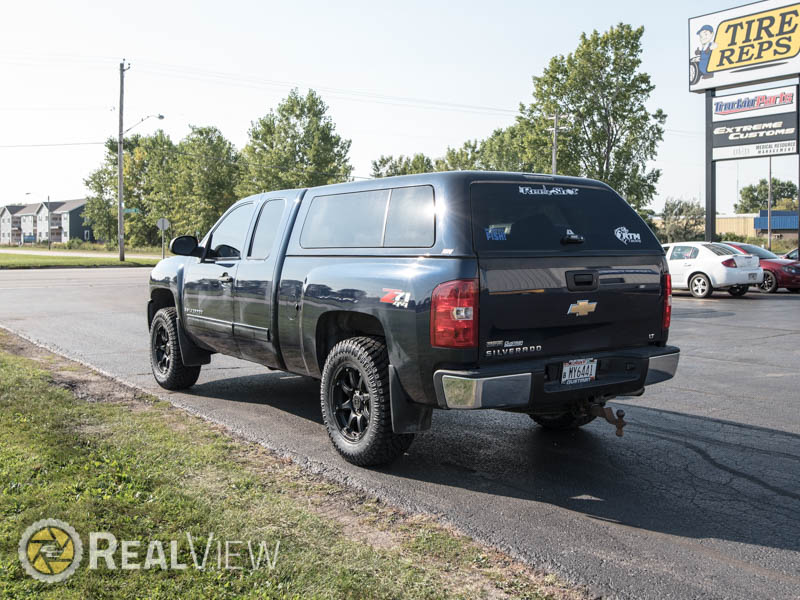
[181,371,800,555]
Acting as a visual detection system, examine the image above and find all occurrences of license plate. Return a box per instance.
[561,358,597,385]
[748,273,757,281]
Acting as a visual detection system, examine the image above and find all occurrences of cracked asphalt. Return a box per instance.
[1,267,798,599]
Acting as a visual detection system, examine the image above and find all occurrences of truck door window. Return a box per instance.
[249,199,286,259]
[209,203,254,260]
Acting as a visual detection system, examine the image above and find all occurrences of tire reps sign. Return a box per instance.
[712,84,799,161]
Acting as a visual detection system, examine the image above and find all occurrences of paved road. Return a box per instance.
[0,248,158,260]
[1,268,798,599]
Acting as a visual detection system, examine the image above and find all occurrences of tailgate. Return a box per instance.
[470,181,666,365]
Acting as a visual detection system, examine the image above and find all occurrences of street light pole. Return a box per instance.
[118,60,130,262]
[47,195,51,251]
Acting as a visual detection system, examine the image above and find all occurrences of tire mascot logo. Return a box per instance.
[19,519,83,583]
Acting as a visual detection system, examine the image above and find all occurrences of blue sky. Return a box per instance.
[1,0,797,214]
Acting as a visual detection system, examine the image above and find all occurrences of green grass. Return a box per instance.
[0,254,158,269]
[16,242,163,256]
[0,339,566,600]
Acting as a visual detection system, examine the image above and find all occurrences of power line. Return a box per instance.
[0,141,105,148]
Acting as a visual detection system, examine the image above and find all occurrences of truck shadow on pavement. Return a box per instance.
[187,373,799,555]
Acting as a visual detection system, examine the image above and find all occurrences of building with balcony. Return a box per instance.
[0,204,25,245]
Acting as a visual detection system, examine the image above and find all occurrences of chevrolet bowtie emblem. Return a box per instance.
[567,300,597,317]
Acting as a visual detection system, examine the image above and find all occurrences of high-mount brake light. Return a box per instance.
[430,279,479,348]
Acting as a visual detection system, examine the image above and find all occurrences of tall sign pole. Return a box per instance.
[117,60,129,262]
[767,157,773,250]
[705,89,716,242]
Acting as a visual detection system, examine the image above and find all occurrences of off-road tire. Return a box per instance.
[759,270,778,293]
[530,412,596,430]
[150,307,201,390]
[727,285,748,297]
[320,336,413,466]
[689,273,713,298]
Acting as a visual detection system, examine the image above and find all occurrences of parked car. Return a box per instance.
[782,247,798,261]
[148,171,679,466]
[722,242,800,293]
[662,242,762,298]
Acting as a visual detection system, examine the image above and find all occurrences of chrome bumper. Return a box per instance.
[435,350,680,410]
[643,351,680,385]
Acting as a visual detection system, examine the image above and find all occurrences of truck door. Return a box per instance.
[232,198,288,368]
[182,202,255,356]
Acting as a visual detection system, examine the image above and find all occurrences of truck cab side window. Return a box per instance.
[249,199,286,259]
[209,203,254,260]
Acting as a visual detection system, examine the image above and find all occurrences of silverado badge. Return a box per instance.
[567,300,597,317]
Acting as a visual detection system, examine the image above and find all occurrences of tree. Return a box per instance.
[83,136,145,245]
[172,126,240,237]
[659,197,705,243]
[371,153,434,177]
[735,178,798,213]
[434,140,483,171]
[237,89,352,196]
[124,131,177,246]
[522,24,665,214]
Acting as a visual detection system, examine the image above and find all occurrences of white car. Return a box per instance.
[662,242,763,298]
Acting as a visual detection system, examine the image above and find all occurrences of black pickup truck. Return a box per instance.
[148,171,679,466]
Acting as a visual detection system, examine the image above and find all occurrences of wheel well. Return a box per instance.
[148,288,176,326]
[688,271,710,286]
[315,311,386,372]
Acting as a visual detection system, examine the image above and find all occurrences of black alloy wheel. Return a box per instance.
[153,321,172,375]
[149,307,201,390]
[759,271,778,293]
[330,364,371,442]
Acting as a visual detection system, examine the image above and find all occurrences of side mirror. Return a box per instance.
[169,235,203,257]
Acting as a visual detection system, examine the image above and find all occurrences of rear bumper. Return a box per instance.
[433,345,680,410]
[713,268,763,287]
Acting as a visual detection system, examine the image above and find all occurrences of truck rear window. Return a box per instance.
[471,182,662,255]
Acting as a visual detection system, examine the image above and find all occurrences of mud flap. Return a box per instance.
[177,318,212,366]
[390,366,432,434]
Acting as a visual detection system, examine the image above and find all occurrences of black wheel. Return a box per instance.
[758,270,778,293]
[727,285,748,297]
[150,307,201,390]
[320,336,413,466]
[689,273,713,298]
[530,412,596,430]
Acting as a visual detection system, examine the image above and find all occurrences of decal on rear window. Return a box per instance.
[519,186,579,196]
[484,227,507,241]
[614,226,642,245]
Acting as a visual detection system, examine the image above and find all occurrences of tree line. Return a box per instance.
[84,24,667,246]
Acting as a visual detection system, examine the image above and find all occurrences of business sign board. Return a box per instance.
[689,1,800,92]
[712,85,798,159]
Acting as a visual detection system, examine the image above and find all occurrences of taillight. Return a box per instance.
[662,273,672,330]
[430,279,479,348]
[721,258,737,268]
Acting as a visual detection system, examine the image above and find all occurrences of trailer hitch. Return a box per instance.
[588,404,627,437]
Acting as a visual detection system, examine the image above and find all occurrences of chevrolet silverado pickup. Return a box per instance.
[148,171,680,466]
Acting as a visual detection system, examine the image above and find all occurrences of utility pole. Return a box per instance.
[118,60,130,262]
[768,156,773,251]
[547,109,569,175]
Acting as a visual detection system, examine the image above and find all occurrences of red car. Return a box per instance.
[782,248,798,261]
[723,242,800,293]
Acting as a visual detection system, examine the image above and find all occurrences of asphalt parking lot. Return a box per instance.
[0,268,798,599]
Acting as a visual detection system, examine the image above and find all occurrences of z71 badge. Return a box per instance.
[380,288,411,308]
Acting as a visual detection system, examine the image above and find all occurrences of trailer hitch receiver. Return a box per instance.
[588,404,627,437]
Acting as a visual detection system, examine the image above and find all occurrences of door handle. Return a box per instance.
[218,274,233,283]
